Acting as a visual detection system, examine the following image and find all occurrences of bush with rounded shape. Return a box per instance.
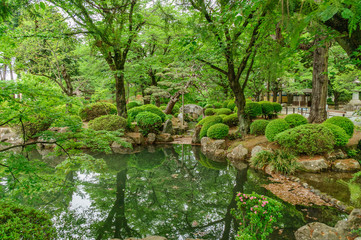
[322,123,350,147]
[0,200,56,239]
[214,108,232,115]
[128,106,144,121]
[142,104,166,122]
[245,102,262,118]
[214,102,222,108]
[197,115,223,126]
[127,101,140,110]
[199,117,223,139]
[227,101,236,111]
[136,112,163,135]
[274,124,335,155]
[265,119,290,141]
[222,100,231,108]
[325,116,354,137]
[207,123,229,139]
[284,114,308,128]
[79,102,117,121]
[205,108,215,116]
[272,102,282,113]
[88,115,127,131]
[223,113,238,127]
[204,104,214,109]
[250,120,269,135]
[260,101,274,116]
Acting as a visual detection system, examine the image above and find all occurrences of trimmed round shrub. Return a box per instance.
[214,102,222,108]
[260,101,274,116]
[325,116,354,137]
[214,108,232,115]
[205,108,215,116]
[272,102,282,113]
[274,124,335,155]
[322,123,350,147]
[284,114,308,128]
[197,115,223,126]
[199,117,223,139]
[245,102,262,118]
[127,101,140,110]
[88,115,127,131]
[265,119,290,142]
[222,101,230,108]
[0,200,56,239]
[79,102,117,121]
[250,120,269,135]
[136,112,163,135]
[207,123,229,139]
[204,104,213,109]
[227,101,236,111]
[223,113,239,127]
[128,104,165,122]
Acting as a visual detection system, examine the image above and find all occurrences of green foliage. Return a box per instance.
[275,124,335,155]
[204,104,213,109]
[245,102,262,118]
[214,102,222,108]
[250,150,299,175]
[197,115,223,126]
[79,102,117,121]
[223,113,239,127]
[322,123,350,147]
[227,101,236,111]
[198,152,228,170]
[272,102,282,113]
[250,120,269,135]
[128,106,145,121]
[260,101,274,117]
[284,114,308,128]
[0,200,56,240]
[88,115,127,131]
[205,108,215,116]
[52,115,82,132]
[207,123,229,139]
[199,117,223,139]
[214,108,232,115]
[129,149,165,170]
[172,103,180,115]
[136,112,163,135]
[325,116,354,137]
[222,100,230,108]
[265,119,290,142]
[128,104,166,122]
[231,193,283,240]
[15,114,53,139]
[127,101,141,110]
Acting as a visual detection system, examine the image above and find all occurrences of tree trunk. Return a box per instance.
[267,78,270,101]
[272,88,278,102]
[308,36,330,123]
[334,91,340,110]
[115,67,127,118]
[164,80,192,114]
[287,93,293,105]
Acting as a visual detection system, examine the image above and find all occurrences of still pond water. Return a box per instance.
[26,145,350,240]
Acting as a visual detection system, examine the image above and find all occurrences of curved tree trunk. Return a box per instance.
[308,36,330,123]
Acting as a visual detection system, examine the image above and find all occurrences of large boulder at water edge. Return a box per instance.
[178,104,204,122]
[333,159,361,172]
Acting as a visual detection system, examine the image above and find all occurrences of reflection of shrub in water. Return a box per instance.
[129,149,166,170]
[340,173,361,207]
[198,152,228,170]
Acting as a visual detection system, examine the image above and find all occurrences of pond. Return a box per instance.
[17,145,348,239]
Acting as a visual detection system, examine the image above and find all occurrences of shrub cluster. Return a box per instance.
[0,200,56,240]
[322,123,350,147]
[227,101,236,111]
[205,108,215,116]
[52,115,82,132]
[272,102,282,113]
[214,102,222,108]
[259,101,274,117]
[79,102,117,121]
[199,116,223,139]
[245,102,262,119]
[128,104,166,122]
[136,112,163,135]
[207,123,229,139]
[250,119,269,135]
[265,119,290,141]
[197,115,223,126]
[126,101,141,110]
[274,124,335,155]
[250,150,298,175]
[223,113,238,127]
[325,116,354,137]
[284,114,308,128]
[214,108,232,115]
[88,115,127,131]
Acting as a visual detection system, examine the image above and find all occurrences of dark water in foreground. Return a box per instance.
[19,145,349,239]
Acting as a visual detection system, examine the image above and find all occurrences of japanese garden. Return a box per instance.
[1,0,361,240]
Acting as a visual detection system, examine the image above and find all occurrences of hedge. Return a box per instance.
[136,112,163,135]
[207,123,229,139]
[88,115,127,131]
[265,119,290,141]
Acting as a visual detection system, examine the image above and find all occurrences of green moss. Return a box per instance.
[250,120,269,135]
[325,116,354,137]
[284,114,308,128]
[88,115,127,131]
[0,200,56,240]
[265,119,290,141]
[274,124,335,155]
[207,123,229,139]
[79,102,117,121]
